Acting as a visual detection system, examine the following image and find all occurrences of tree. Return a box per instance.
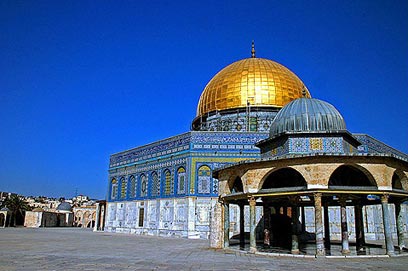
[1,195,32,226]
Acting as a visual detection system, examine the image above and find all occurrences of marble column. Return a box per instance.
[323,201,331,250]
[291,200,300,254]
[249,197,257,253]
[301,206,306,233]
[395,202,407,249]
[381,194,395,255]
[223,202,230,248]
[239,203,245,249]
[94,203,100,231]
[314,193,325,256]
[354,204,365,251]
[339,198,350,254]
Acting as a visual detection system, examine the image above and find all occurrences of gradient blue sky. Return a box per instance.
[1,0,407,199]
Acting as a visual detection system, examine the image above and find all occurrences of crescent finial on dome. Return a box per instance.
[251,40,256,58]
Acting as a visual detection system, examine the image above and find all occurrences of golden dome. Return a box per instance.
[196,57,310,117]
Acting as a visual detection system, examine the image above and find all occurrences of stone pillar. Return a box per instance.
[381,194,395,255]
[239,203,245,249]
[249,197,257,253]
[301,206,306,233]
[209,201,223,248]
[94,203,100,231]
[290,198,300,254]
[223,202,230,248]
[354,204,365,251]
[323,202,331,250]
[395,202,407,249]
[187,197,197,238]
[263,204,271,248]
[339,198,350,254]
[314,193,325,256]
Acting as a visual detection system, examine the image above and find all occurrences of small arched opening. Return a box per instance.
[329,165,376,188]
[392,170,408,191]
[261,168,307,189]
[229,177,243,193]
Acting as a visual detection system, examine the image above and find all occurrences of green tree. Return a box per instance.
[1,195,32,226]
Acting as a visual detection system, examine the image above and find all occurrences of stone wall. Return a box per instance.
[105,197,216,239]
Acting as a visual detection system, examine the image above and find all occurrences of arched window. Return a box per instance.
[177,167,186,194]
[163,169,173,196]
[197,165,211,194]
[120,177,127,199]
[111,178,118,200]
[151,171,160,197]
[140,174,147,197]
[129,175,136,198]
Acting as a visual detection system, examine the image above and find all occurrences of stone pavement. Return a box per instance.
[0,228,407,271]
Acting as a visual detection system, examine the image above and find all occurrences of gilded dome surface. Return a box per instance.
[196,57,310,117]
[269,98,347,138]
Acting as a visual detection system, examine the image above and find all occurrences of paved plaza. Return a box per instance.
[0,228,407,271]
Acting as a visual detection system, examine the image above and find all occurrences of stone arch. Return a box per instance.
[83,211,90,228]
[228,176,244,193]
[75,211,83,227]
[260,167,307,189]
[392,170,408,191]
[329,164,377,187]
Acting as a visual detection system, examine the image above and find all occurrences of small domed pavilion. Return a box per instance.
[212,97,408,257]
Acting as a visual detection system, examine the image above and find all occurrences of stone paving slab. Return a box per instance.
[0,228,407,270]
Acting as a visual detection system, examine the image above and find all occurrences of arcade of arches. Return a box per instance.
[213,155,408,256]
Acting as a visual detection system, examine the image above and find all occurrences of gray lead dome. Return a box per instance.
[269,98,347,138]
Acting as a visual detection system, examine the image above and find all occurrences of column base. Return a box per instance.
[316,249,325,256]
[341,249,350,255]
[291,249,300,255]
[249,247,257,254]
[387,251,396,257]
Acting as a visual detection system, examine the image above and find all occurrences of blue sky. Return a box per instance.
[1,0,407,199]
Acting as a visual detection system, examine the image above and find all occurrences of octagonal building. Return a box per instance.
[101,45,408,250]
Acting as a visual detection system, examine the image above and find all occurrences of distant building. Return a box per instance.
[24,202,74,228]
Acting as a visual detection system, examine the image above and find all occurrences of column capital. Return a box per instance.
[313,192,322,199]
[313,193,322,206]
[289,196,299,206]
[248,196,256,207]
[339,196,348,206]
[381,193,389,203]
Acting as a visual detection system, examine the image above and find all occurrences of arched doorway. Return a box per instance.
[261,168,307,249]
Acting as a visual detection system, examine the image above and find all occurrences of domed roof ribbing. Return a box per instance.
[196,43,310,118]
[56,202,72,211]
[269,98,347,138]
